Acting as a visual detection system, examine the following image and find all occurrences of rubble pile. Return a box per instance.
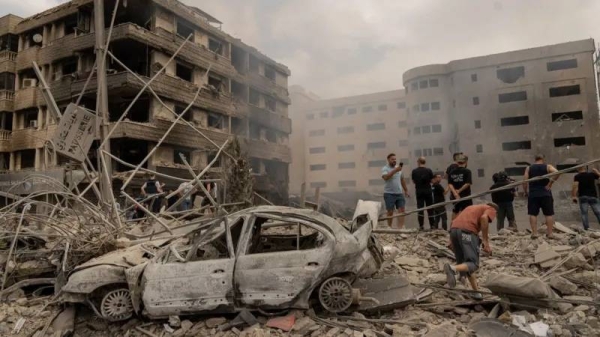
[1,211,599,336]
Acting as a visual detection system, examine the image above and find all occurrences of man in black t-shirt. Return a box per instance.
[411,157,435,230]
[431,174,448,230]
[490,171,516,232]
[448,154,472,219]
[572,166,600,230]
[444,152,463,181]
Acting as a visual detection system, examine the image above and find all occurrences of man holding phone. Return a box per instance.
[381,153,409,228]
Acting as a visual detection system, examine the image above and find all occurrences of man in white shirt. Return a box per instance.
[381,153,409,228]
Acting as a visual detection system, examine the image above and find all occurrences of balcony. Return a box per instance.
[0,129,11,152]
[248,104,291,133]
[248,72,290,104]
[0,51,17,73]
[14,87,37,111]
[240,138,291,163]
[0,90,14,111]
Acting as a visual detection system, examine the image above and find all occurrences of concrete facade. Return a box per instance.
[290,88,408,198]
[403,38,600,195]
[0,0,291,202]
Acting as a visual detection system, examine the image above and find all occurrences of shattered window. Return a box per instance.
[502,141,531,151]
[500,116,529,126]
[208,38,223,55]
[554,136,585,147]
[547,59,577,71]
[247,217,327,254]
[176,19,195,40]
[496,66,524,84]
[505,167,527,176]
[174,149,191,164]
[549,85,580,97]
[183,218,245,262]
[551,111,583,122]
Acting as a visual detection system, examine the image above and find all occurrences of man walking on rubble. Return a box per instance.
[141,173,164,214]
[572,166,600,230]
[381,153,409,228]
[431,174,448,230]
[412,157,435,230]
[448,154,472,219]
[523,154,559,238]
[490,171,517,232]
[443,203,498,299]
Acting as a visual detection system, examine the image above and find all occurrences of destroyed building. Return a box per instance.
[289,87,408,203]
[0,0,291,203]
[403,38,600,194]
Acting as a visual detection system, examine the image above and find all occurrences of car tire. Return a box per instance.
[94,287,134,322]
[318,277,353,313]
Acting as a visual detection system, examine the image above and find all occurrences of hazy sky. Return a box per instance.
[2,0,599,98]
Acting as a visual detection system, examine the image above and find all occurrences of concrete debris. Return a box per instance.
[548,276,578,296]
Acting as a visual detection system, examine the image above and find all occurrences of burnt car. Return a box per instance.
[60,204,384,321]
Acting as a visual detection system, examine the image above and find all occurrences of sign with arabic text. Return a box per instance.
[51,103,97,162]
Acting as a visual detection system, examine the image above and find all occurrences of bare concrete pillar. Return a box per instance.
[35,148,41,171]
[228,116,232,134]
[42,25,49,47]
[15,73,20,90]
[17,35,23,52]
[48,63,54,82]
[50,23,56,43]
[77,53,83,73]
[15,152,21,171]
[38,107,44,129]
[9,152,15,171]
[0,113,5,130]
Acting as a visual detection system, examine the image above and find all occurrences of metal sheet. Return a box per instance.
[51,103,97,162]
[353,275,416,312]
[0,168,65,194]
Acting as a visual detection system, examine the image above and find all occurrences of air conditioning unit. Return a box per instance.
[22,79,37,88]
[29,120,38,129]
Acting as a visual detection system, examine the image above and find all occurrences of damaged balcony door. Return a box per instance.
[234,214,334,309]
[141,219,242,317]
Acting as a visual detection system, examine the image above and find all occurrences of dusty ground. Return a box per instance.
[2,222,599,337]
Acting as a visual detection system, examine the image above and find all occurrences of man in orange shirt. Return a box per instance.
[443,203,498,298]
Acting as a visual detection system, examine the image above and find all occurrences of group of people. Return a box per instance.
[381,152,600,298]
[131,173,216,218]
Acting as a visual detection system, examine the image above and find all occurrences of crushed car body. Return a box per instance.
[60,202,389,321]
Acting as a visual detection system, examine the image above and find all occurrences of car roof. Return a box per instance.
[231,205,348,236]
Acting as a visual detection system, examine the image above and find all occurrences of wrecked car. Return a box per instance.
[60,204,384,321]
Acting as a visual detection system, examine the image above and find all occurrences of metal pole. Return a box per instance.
[94,0,113,207]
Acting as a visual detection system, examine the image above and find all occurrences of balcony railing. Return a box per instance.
[0,51,17,62]
[0,129,11,140]
[0,90,15,101]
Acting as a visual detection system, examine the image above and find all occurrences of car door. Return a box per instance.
[141,217,242,318]
[234,213,335,308]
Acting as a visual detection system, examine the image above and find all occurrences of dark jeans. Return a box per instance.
[432,206,448,230]
[496,201,515,231]
[579,196,600,230]
[416,193,435,229]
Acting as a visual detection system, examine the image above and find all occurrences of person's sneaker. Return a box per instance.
[443,263,456,288]
[531,233,539,239]
[469,292,483,301]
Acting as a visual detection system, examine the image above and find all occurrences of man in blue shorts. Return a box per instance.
[381,153,409,228]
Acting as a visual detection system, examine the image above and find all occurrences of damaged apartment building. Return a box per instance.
[0,0,292,202]
[403,38,600,194]
[290,86,408,204]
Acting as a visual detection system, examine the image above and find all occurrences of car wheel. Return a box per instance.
[98,288,134,322]
[318,277,353,313]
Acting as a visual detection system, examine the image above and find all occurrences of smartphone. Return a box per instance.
[399,162,404,167]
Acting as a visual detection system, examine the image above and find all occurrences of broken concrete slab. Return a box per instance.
[535,242,560,268]
[352,275,416,312]
[469,318,534,337]
[553,222,577,235]
[484,274,555,299]
[424,323,457,337]
[548,276,578,296]
[564,252,593,270]
[394,257,430,268]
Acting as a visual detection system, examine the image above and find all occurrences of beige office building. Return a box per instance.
[290,89,409,199]
[403,38,600,194]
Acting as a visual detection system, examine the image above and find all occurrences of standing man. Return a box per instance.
[523,154,559,238]
[490,171,517,232]
[176,180,195,211]
[381,153,409,228]
[141,173,164,213]
[444,152,464,180]
[431,174,448,230]
[448,154,472,219]
[443,203,498,299]
[412,157,435,230]
[572,166,600,230]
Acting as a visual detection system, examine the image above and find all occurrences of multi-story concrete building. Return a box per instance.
[0,0,291,202]
[290,89,409,201]
[403,38,600,194]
